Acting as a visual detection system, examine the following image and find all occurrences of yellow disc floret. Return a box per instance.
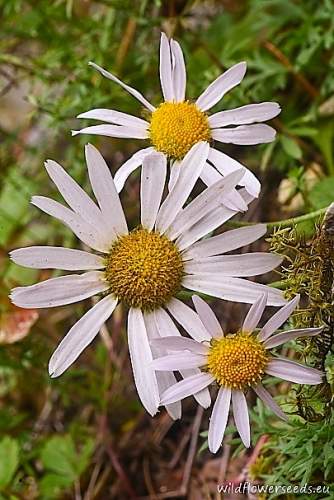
[149,101,211,160]
[207,333,269,390]
[105,228,184,311]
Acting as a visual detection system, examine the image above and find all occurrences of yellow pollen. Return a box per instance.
[149,101,211,160]
[105,228,184,311]
[207,333,269,390]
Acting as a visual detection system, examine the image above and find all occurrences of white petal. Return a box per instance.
[31,196,110,253]
[242,292,267,333]
[153,307,181,338]
[253,383,287,421]
[168,160,181,191]
[44,160,103,229]
[200,164,247,212]
[10,246,104,271]
[166,298,211,342]
[266,358,323,385]
[185,253,282,277]
[72,124,148,139]
[209,102,281,128]
[258,296,300,341]
[152,352,206,370]
[141,152,167,230]
[11,271,108,308]
[128,308,160,416]
[167,168,245,240]
[264,326,324,349]
[180,368,212,408]
[183,224,267,260]
[209,148,261,197]
[160,372,214,405]
[212,124,276,145]
[159,33,174,101]
[85,144,128,237]
[192,295,223,338]
[49,295,117,377]
[196,62,247,112]
[151,336,209,355]
[77,108,149,128]
[183,275,286,306]
[208,387,231,453]
[155,141,210,234]
[88,61,155,112]
[171,39,186,102]
[232,390,250,448]
[113,147,155,192]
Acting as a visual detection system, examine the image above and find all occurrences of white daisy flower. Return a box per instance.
[10,142,284,418]
[72,33,280,199]
[152,293,324,451]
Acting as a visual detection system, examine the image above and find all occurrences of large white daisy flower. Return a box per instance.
[10,142,284,418]
[152,294,323,451]
[72,33,280,198]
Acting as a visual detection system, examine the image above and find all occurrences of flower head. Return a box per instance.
[152,294,323,452]
[72,33,280,198]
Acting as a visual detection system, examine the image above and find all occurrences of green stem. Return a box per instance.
[227,207,327,229]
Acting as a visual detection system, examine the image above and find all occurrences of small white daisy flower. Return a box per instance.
[72,33,280,199]
[10,142,284,418]
[152,294,323,451]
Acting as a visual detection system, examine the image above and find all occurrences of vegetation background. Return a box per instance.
[0,0,334,498]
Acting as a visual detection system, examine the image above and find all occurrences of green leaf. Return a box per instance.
[0,437,19,489]
[280,136,303,160]
[41,436,78,481]
[309,177,334,209]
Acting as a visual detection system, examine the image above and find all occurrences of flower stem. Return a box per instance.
[227,207,327,229]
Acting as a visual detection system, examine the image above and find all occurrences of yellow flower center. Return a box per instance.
[105,228,184,311]
[149,101,211,160]
[207,333,269,390]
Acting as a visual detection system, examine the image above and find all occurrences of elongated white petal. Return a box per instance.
[77,108,149,128]
[212,124,276,145]
[242,293,267,333]
[171,39,186,102]
[196,62,247,111]
[258,296,300,341]
[209,102,281,128]
[184,224,266,260]
[209,148,261,197]
[160,372,214,405]
[168,161,181,192]
[266,358,323,385]
[44,160,103,229]
[167,168,245,240]
[72,124,148,139]
[183,275,285,306]
[88,61,155,111]
[208,387,231,453]
[253,384,287,421]
[152,352,206,370]
[49,295,117,377]
[11,271,107,308]
[128,308,160,416]
[264,326,324,349]
[85,144,128,237]
[185,253,282,277]
[153,307,181,338]
[114,147,155,192]
[31,196,110,253]
[10,246,104,271]
[151,336,209,355]
[192,295,223,338]
[141,152,167,231]
[180,368,211,408]
[200,166,248,212]
[155,142,210,233]
[166,298,211,341]
[160,33,174,101]
[232,390,250,447]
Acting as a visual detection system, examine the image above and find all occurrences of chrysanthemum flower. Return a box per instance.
[152,294,323,451]
[72,33,280,198]
[10,142,284,417]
